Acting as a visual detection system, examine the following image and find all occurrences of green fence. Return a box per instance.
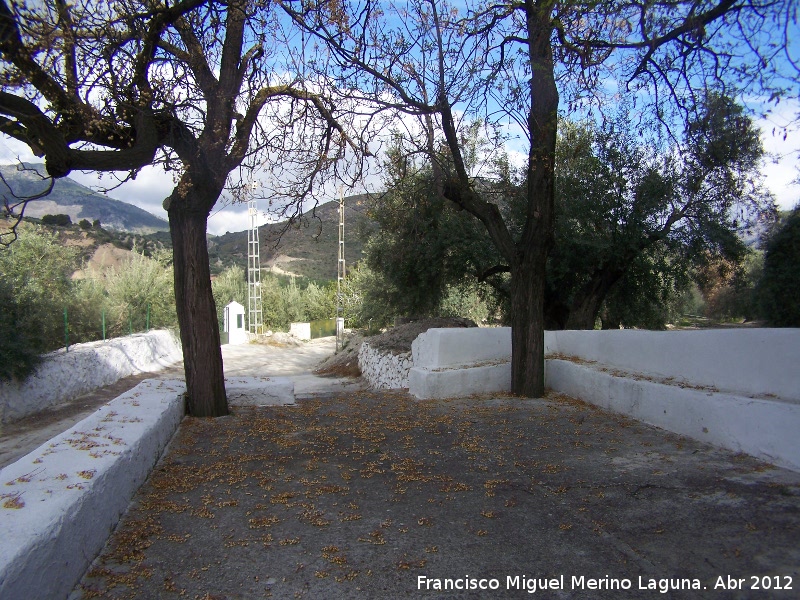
[62,303,153,351]
[310,318,337,339]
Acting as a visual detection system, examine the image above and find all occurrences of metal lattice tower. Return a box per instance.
[247,199,263,335]
[336,190,345,350]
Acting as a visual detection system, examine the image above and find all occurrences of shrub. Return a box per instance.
[757,207,800,326]
[0,278,41,381]
[0,223,78,354]
[41,213,72,227]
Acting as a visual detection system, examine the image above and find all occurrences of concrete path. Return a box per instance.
[0,337,357,468]
[220,337,363,397]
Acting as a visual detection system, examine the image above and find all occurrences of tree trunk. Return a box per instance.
[509,250,548,397]
[565,268,625,330]
[168,207,228,417]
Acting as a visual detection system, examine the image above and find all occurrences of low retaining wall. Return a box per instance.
[545,329,800,402]
[408,327,512,399]
[398,326,799,471]
[358,342,412,390]
[0,379,185,600]
[546,359,800,472]
[0,330,183,423]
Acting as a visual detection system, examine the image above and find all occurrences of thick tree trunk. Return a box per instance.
[168,208,228,417]
[565,289,603,330]
[509,249,548,398]
[565,268,625,330]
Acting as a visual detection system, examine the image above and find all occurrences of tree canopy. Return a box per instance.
[757,207,800,326]
[362,95,775,331]
[282,0,798,396]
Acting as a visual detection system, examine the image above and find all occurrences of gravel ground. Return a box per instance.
[70,389,800,600]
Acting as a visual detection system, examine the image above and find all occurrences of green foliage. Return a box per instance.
[0,224,181,381]
[104,249,176,333]
[0,223,78,357]
[212,265,247,330]
[694,251,763,322]
[218,270,338,332]
[439,281,493,325]
[547,96,773,329]
[302,281,337,322]
[599,247,693,330]
[359,130,505,323]
[71,248,178,340]
[0,278,41,380]
[40,213,72,227]
[362,96,772,331]
[69,275,109,342]
[757,207,800,326]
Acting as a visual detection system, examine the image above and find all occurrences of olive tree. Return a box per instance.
[282,0,798,396]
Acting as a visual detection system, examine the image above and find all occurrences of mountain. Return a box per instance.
[208,194,375,281]
[0,163,169,233]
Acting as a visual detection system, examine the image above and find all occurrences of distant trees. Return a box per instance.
[0,224,78,352]
[211,265,337,332]
[0,223,180,380]
[71,248,178,341]
[40,214,72,227]
[757,207,800,326]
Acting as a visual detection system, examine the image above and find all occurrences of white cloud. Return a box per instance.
[69,166,175,222]
[756,100,800,211]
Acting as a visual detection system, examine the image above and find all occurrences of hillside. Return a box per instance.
[4,189,377,283]
[208,194,375,280]
[0,163,169,233]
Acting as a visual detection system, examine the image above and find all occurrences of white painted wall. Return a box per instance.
[0,330,183,423]
[290,322,312,341]
[403,326,800,471]
[545,329,800,401]
[546,359,800,472]
[411,327,511,369]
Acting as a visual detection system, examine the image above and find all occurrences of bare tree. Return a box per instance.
[281,0,798,397]
[0,0,364,416]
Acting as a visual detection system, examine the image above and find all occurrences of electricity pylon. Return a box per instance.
[247,199,263,336]
[336,189,345,351]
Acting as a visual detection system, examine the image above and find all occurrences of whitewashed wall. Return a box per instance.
[0,330,183,423]
[545,329,800,401]
[360,326,800,470]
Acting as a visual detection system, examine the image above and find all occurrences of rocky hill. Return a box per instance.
[0,163,169,233]
[208,194,375,280]
[3,175,376,281]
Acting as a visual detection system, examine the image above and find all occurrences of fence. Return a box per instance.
[310,318,337,339]
[62,304,156,352]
